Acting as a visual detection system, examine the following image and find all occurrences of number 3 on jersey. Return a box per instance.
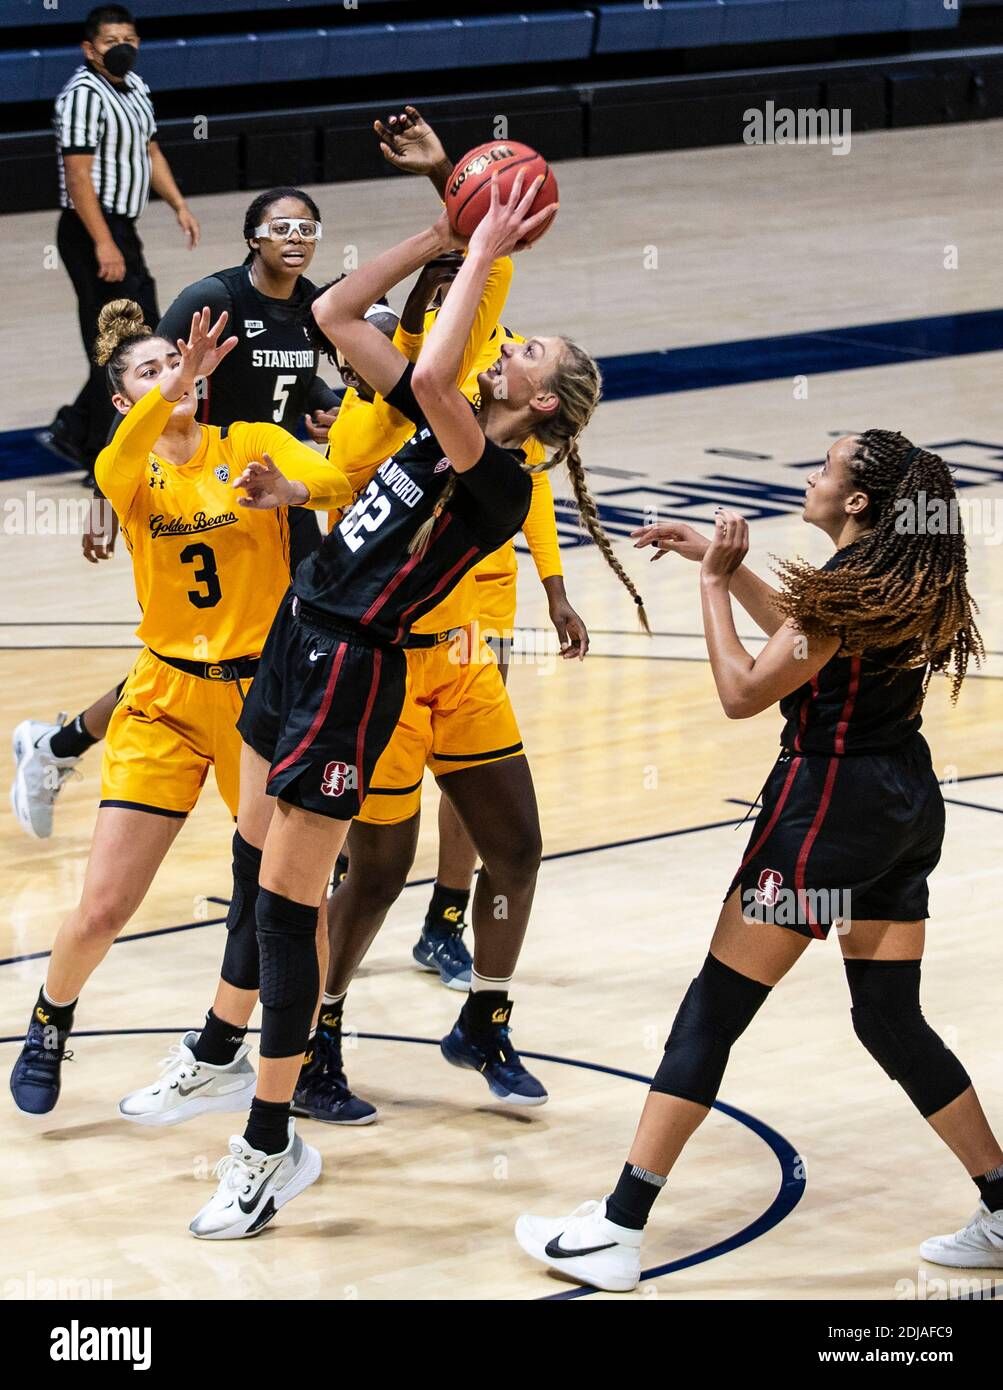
[180,542,222,608]
[339,479,391,553]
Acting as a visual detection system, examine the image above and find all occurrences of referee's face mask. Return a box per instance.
[85,28,139,78]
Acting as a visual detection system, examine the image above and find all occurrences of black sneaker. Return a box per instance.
[10,1017,73,1114]
[290,1021,376,1126]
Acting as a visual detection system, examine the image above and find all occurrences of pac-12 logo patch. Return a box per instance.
[214,464,229,484]
[433,458,451,474]
[320,761,359,797]
[754,869,784,907]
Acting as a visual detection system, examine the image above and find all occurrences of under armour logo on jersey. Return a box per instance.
[434,458,451,474]
[214,465,229,484]
[754,869,784,907]
[320,761,359,797]
[244,319,266,338]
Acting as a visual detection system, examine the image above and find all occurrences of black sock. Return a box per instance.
[605,1162,667,1231]
[244,1097,291,1155]
[34,988,76,1034]
[975,1164,1003,1213]
[425,882,470,935]
[192,1009,247,1066]
[462,990,510,1039]
[48,713,97,760]
[330,853,350,892]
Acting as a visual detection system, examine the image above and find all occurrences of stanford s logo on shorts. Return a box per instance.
[754,869,784,907]
[320,761,359,797]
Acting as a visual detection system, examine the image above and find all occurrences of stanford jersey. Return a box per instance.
[293,364,532,645]
[157,266,327,430]
[780,545,926,756]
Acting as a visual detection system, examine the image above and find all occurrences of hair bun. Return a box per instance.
[94,299,149,365]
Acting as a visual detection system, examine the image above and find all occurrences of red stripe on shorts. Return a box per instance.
[794,754,841,939]
[736,755,802,877]
[354,648,383,802]
[267,641,347,783]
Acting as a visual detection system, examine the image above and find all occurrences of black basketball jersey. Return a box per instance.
[780,544,926,755]
[293,364,532,645]
[157,265,319,429]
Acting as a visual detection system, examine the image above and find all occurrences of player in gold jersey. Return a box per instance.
[9,301,352,1117]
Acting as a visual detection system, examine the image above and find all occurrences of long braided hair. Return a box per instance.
[774,430,982,700]
[408,337,649,631]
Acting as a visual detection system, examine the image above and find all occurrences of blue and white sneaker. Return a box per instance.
[291,1021,376,1126]
[412,925,472,991]
[440,1001,548,1106]
[10,1016,73,1115]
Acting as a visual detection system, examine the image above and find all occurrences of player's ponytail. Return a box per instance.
[535,338,650,632]
[94,298,152,397]
[775,430,983,701]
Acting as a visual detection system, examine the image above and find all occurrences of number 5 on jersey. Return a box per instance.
[339,479,391,553]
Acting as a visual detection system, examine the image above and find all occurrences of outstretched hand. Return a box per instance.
[630,520,710,563]
[233,454,307,510]
[165,306,238,401]
[701,509,749,581]
[374,106,449,177]
[467,170,558,260]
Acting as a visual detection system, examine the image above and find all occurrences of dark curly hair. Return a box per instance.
[775,430,983,701]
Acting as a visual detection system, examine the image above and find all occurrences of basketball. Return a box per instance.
[445,140,558,244]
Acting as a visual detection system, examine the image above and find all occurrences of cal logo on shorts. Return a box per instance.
[320,761,359,797]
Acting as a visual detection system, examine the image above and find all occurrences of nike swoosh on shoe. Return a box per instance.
[544,1235,618,1259]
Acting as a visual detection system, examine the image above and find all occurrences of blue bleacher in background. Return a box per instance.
[0,1,962,105]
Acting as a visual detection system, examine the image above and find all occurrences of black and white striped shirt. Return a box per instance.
[54,63,157,220]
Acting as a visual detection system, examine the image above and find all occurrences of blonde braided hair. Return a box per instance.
[409,337,649,631]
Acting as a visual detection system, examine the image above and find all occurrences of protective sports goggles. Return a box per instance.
[254,218,322,242]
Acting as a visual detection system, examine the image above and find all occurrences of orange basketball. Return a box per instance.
[445,140,558,246]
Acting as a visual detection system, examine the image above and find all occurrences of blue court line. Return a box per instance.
[6,307,1003,480]
[0,1025,805,1301]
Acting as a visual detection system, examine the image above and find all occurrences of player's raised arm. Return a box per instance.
[411,172,556,472]
[310,217,463,406]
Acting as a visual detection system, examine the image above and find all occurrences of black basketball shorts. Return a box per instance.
[238,593,406,820]
[726,734,945,939]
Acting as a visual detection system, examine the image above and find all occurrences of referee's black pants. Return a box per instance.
[56,209,160,467]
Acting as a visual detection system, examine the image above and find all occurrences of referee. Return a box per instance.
[43,5,200,477]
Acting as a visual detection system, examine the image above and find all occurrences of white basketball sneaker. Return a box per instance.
[515,1197,643,1291]
[118,1032,256,1127]
[10,716,81,839]
[920,1203,1003,1268]
[189,1121,321,1240]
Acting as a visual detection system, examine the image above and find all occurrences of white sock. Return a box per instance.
[42,986,76,1009]
[471,970,513,994]
[322,991,346,1007]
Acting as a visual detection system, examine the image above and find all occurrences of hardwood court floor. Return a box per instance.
[1,122,1002,1299]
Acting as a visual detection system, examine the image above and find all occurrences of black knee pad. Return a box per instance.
[846,959,970,1118]
[220,830,263,991]
[256,889,318,1059]
[652,954,771,1108]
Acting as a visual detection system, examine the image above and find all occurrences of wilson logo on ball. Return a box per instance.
[448,146,515,197]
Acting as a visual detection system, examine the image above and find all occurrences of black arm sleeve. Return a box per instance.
[157,275,233,344]
[305,376,344,413]
[381,361,428,432]
[452,437,533,549]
